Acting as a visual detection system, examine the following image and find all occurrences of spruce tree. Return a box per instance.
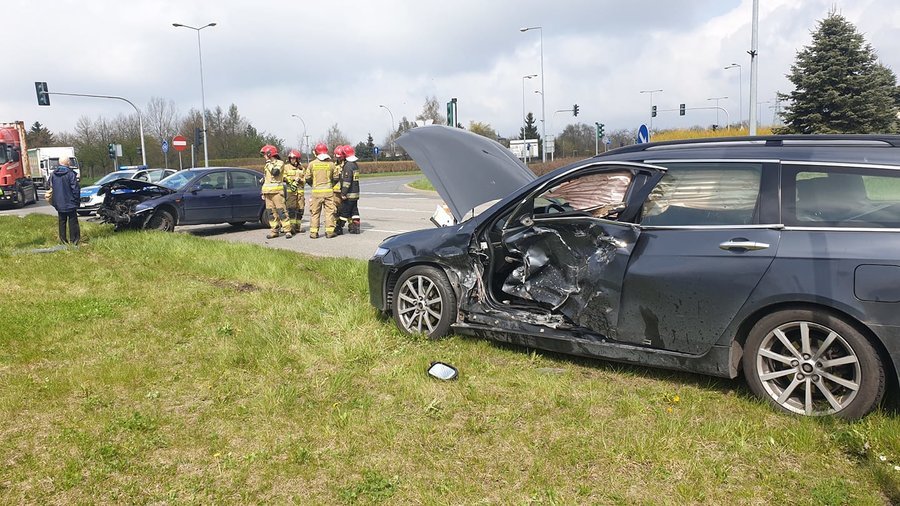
[778,11,899,134]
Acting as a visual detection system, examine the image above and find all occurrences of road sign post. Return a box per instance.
[637,124,650,144]
[172,135,187,170]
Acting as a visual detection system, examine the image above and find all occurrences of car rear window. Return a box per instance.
[784,164,900,227]
[641,162,763,226]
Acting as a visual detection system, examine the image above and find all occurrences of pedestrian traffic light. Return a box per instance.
[108,143,116,159]
[573,104,579,117]
[679,103,686,116]
[194,127,203,146]
[35,82,50,106]
[651,105,657,118]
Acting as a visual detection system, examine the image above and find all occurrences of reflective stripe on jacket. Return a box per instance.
[305,159,339,195]
[262,159,285,195]
[341,160,360,200]
[283,161,304,194]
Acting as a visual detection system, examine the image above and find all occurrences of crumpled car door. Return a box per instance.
[498,162,665,339]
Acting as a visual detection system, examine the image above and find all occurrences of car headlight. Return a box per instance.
[373,246,390,258]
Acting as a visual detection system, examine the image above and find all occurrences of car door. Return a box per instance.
[615,161,782,354]
[496,162,665,339]
[181,171,231,224]
[228,170,263,220]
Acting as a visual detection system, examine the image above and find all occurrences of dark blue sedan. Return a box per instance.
[97,167,265,231]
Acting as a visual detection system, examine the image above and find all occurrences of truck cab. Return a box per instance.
[0,122,38,208]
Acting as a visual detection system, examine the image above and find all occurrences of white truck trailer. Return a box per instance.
[26,146,80,188]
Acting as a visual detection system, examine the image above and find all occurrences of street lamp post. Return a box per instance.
[521,74,537,162]
[290,114,309,164]
[707,96,728,127]
[520,26,546,163]
[640,89,663,130]
[173,22,216,168]
[378,105,395,157]
[724,63,743,129]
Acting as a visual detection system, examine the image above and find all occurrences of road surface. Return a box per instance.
[0,175,442,260]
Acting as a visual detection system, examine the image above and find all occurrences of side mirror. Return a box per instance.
[190,185,203,193]
[426,361,458,381]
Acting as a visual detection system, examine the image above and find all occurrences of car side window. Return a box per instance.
[784,164,900,227]
[533,170,633,219]
[146,169,165,182]
[230,171,259,189]
[133,171,150,182]
[640,162,762,226]
[196,172,227,190]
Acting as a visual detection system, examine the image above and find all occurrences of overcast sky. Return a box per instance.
[5,0,899,149]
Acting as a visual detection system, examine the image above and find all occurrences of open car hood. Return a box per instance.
[397,125,537,222]
[98,178,175,196]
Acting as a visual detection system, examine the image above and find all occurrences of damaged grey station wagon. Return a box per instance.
[369,126,900,419]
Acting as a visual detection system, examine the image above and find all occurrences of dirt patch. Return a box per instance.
[209,279,260,293]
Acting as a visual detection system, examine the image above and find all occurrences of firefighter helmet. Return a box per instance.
[288,149,302,159]
[260,144,278,158]
[314,143,329,155]
[334,145,346,159]
[342,145,356,158]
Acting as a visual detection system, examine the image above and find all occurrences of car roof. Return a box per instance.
[596,134,900,165]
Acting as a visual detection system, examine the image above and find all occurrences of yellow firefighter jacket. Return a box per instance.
[304,159,339,196]
[262,159,285,195]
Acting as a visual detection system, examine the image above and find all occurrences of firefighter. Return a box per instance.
[338,145,362,234]
[304,143,340,238]
[283,149,305,237]
[332,145,346,235]
[260,144,287,239]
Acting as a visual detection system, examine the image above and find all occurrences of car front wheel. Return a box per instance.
[392,265,457,339]
[147,209,175,232]
[742,309,884,419]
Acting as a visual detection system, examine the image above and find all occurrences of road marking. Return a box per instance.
[360,206,432,214]
[367,228,412,233]
[365,192,432,197]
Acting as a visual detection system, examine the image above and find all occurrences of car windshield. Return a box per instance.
[95,171,137,185]
[158,170,201,190]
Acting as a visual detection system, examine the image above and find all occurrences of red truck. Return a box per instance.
[0,121,39,208]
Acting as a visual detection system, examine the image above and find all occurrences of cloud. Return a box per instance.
[4,0,898,151]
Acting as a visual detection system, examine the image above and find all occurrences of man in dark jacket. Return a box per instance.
[48,156,81,245]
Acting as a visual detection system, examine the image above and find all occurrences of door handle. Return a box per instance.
[719,240,770,251]
[219,193,228,198]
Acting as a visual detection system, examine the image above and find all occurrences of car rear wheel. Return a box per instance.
[147,209,175,232]
[392,265,457,339]
[742,309,884,419]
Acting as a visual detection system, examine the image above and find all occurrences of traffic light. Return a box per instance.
[598,123,605,138]
[194,127,203,146]
[108,143,116,159]
[679,103,686,116]
[136,147,143,156]
[446,98,457,127]
[651,105,657,118]
[573,104,579,117]
[35,82,50,106]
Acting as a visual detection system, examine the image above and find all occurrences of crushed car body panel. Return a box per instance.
[97,179,174,227]
[396,125,537,222]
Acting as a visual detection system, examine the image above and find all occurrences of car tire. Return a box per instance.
[391,265,457,339]
[147,209,176,232]
[742,308,884,419]
[77,210,92,216]
[228,221,246,227]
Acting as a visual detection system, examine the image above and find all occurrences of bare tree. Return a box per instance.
[416,96,445,125]
[468,120,498,140]
[325,123,350,150]
[145,97,180,142]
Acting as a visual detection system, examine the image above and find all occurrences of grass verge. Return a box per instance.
[1,214,898,504]
[407,178,435,191]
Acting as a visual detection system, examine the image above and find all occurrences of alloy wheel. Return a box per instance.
[755,321,861,415]
[396,274,444,334]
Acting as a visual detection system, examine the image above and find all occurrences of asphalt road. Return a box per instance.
[0,175,442,260]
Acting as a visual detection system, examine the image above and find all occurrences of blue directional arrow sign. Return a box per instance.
[373,146,381,156]
[637,124,650,144]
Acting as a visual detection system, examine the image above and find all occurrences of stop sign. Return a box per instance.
[172,135,188,152]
